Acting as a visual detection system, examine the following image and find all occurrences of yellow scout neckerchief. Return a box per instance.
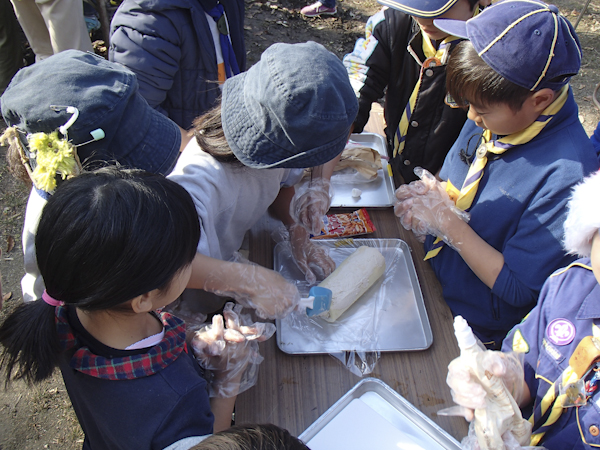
[392,31,461,159]
[528,363,580,446]
[424,84,569,260]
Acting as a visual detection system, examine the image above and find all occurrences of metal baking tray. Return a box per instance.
[298,132,395,208]
[299,378,461,450]
[274,239,432,354]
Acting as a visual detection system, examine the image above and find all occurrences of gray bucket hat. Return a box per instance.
[221,41,358,169]
[1,50,181,176]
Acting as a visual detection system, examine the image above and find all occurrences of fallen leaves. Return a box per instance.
[6,235,15,253]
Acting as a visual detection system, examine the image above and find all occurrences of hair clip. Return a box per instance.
[49,105,80,138]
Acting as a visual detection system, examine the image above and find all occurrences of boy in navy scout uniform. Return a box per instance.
[446,170,600,449]
[394,0,598,348]
[343,0,491,184]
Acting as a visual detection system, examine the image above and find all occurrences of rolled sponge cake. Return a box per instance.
[318,246,386,322]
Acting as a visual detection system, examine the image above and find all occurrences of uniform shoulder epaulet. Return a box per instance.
[551,261,592,277]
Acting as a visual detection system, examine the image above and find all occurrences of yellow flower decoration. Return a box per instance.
[28,131,78,192]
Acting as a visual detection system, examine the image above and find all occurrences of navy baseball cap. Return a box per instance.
[378,0,461,18]
[434,0,581,91]
[1,50,181,176]
[221,41,358,169]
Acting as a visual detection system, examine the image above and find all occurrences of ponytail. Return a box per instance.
[0,300,61,385]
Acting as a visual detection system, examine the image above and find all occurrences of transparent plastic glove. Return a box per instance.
[190,302,276,398]
[443,351,527,422]
[461,422,541,450]
[394,167,469,249]
[288,223,336,284]
[290,178,332,235]
[203,257,301,320]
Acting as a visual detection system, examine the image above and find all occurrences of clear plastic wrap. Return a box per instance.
[188,302,276,398]
[329,140,384,185]
[394,167,470,248]
[273,239,415,376]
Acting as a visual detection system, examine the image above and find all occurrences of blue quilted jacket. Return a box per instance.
[109,0,246,130]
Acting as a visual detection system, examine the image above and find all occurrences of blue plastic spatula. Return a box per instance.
[297,286,332,317]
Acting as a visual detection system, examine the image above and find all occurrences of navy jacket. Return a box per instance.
[427,89,598,340]
[110,0,246,130]
[343,8,468,183]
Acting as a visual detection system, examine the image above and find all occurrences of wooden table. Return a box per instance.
[235,106,469,442]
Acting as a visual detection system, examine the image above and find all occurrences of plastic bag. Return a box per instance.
[189,302,276,398]
[274,239,400,376]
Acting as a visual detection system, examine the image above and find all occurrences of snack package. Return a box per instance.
[311,208,376,239]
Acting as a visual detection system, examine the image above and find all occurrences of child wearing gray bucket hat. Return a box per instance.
[0,50,189,303]
[169,41,358,313]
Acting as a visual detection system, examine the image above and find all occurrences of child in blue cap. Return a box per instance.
[394,0,599,348]
[343,0,491,184]
[446,170,600,449]
[169,41,358,316]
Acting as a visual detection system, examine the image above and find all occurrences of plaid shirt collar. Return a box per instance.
[55,305,187,380]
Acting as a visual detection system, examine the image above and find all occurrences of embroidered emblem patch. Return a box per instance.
[512,329,529,353]
[546,318,576,346]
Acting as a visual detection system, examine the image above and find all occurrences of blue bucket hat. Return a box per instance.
[434,0,581,91]
[378,0,461,18]
[1,50,181,176]
[221,41,358,169]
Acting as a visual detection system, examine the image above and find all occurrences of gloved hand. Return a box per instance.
[288,223,336,284]
[203,259,301,320]
[190,302,276,398]
[445,350,526,421]
[290,178,332,236]
[394,167,469,249]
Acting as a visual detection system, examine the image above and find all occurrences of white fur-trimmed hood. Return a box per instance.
[563,170,600,257]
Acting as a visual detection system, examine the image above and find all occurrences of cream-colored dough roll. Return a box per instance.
[319,246,386,322]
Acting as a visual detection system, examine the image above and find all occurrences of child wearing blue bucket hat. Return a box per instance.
[394,0,599,348]
[1,50,188,305]
[169,41,359,316]
[343,0,491,185]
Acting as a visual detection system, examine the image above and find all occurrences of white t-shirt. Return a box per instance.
[168,139,302,261]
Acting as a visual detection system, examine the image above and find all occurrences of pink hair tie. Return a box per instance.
[42,290,64,307]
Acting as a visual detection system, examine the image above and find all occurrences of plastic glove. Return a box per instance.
[203,258,301,320]
[290,178,332,235]
[288,223,336,284]
[190,302,276,398]
[444,350,527,422]
[394,167,469,249]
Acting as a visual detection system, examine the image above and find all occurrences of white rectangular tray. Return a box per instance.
[274,239,432,354]
[299,378,462,450]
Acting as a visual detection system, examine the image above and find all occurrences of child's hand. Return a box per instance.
[288,223,335,284]
[191,302,276,398]
[204,261,301,320]
[444,350,527,421]
[393,167,469,249]
[290,178,332,235]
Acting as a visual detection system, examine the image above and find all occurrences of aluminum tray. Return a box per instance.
[298,132,395,208]
[299,378,461,450]
[274,239,432,354]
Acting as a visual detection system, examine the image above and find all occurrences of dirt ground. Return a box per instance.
[0,0,599,447]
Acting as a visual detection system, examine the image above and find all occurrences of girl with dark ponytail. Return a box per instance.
[0,167,229,449]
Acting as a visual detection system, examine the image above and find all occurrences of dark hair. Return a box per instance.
[446,41,533,112]
[190,424,310,450]
[193,101,240,164]
[0,167,200,385]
